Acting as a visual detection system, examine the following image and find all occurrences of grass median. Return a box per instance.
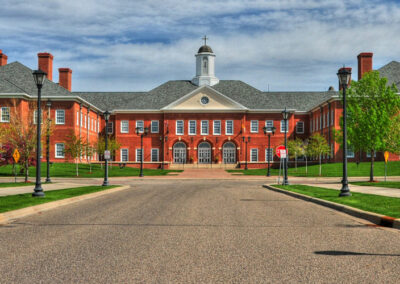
[350,181,400,189]
[0,182,33,188]
[273,184,400,218]
[0,185,117,213]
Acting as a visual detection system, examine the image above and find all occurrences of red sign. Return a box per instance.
[276,145,287,158]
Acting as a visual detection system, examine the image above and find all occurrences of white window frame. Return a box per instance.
[33,110,43,124]
[120,148,129,162]
[136,148,143,162]
[136,120,144,133]
[250,148,258,162]
[280,120,288,133]
[366,151,377,158]
[265,148,274,162]
[201,120,209,135]
[265,120,273,132]
[55,143,65,158]
[188,120,196,135]
[1,107,10,122]
[76,111,79,126]
[296,121,304,134]
[151,148,159,162]
[55,109,65,125]
[151,120,159,133]
[213,120,221,135]
[121,120,129,133]
[107,122,113,134]
[250,120,259,133]
[225,120,233,135]
[346,147,355,158]
[176,120,184,135]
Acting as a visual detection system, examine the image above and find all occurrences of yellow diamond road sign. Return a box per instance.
[13,149,20,163]
[384,151,389,163]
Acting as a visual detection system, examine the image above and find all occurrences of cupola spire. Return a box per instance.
[192,36,219,86]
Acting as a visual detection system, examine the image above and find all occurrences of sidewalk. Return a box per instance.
[0,182,91,197]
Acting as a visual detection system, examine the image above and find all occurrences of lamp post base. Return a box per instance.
[339,184,351,196]
[45,177,52,183]
[102,180,109,186]
[32,186,45,197]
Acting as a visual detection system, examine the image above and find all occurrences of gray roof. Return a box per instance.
[0,61,73,97]
[378,61,400,90]
[74,80,337,112]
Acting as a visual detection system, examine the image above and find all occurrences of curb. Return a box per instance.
[0,185,130,225]
[263,184,400,230]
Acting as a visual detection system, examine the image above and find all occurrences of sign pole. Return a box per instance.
[384,151,389,182]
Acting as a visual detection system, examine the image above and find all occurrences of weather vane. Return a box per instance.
[202,35,208,45]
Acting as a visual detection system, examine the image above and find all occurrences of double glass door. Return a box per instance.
[173,142,186,164]
[198,142,211,164]
[223,142,236,164]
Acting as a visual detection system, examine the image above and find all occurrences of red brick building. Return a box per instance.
[0,46,399,168]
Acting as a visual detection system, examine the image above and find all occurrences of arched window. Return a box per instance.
[202,57,208,75]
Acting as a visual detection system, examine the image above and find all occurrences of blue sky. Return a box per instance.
[1,0,400,92]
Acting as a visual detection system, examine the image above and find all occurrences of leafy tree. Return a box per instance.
[385,115,400,155]
[287,138,304,171]
[85,144,95,173]
[345,71,400,181]
[95,136,121,169]
[307,133,330,176]
[64,132,87,176]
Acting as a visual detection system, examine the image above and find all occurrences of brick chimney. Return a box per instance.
[58,68,72,91]
[0,50,8,66]
[338,67,352,91]
[38,52,54,80]
[357,52,373,80]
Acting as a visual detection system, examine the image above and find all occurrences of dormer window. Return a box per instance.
[202,57,208,75]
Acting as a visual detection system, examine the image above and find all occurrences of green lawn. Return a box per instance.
[273,184,400,218]
[228,161,400,177]
[0,185,117,213]
[351,181,400,189]
[0,163,181,178]
[0,182,34,188]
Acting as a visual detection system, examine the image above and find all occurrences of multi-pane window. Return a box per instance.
[265,148,274,162]
[189,120,196,135]
[250,120,258,133]
[213,120,221,135]
[366,151,376,158]
[121,149,129,162]
[225,120,233,135]
[33,110,43,124]
[201,120,209,135]
[151,120,159,133]
[136,149,143,162]
[80,112,83,127]
[55,110,65,125]
[55,143,64,158]
[106,122,113,134]
[250,149,258,162]
[76,111,79,126]
[1,107,10,122]
[346,147,355,158]
[280,120,288,133]
[136,120,144,133]
[151,148,159,162]
[121,120,129,133]
[296,121,304,134]
[176,120,184,135]
[265,120,273,132]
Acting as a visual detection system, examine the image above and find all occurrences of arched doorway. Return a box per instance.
[198,142,211,164]
[173,142,186,164]
[223,142,236,164]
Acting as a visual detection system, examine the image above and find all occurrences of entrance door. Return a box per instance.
[223,142,236,164]
[198,142,211,164]
[173,142,186,164]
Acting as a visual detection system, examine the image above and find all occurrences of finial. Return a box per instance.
[202,35,208,45]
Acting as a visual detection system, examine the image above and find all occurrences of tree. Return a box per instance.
[85,144,95,173]
[385,115,400,155]
[307,133,330,176]
[64,132,87,176]
[287,138,304,171]
[95,136,121,169]
[345,71,400,181]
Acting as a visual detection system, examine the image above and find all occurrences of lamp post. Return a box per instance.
[263,125,276,177]
[136,126,149,177]
[282,108,289,185]
[45,100,52,183]
[32,69,46,197]
[242,136,250,170]
[337,67,352,197]
[102,110,110,186]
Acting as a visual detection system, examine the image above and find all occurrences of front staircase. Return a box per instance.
[169,163,238,170]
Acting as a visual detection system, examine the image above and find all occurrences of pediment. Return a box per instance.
[162,86,247,111]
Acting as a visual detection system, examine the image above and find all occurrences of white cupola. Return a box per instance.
[192,36,219,86]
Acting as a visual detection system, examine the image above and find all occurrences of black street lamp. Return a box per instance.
[102,110,110,186]
[32,69,46,197]
[263,125,276,177]
[337,67,352,197]
[136,126,149,177]
[282,108,289,185]
[45,100,52,183]
[242,136,251,170]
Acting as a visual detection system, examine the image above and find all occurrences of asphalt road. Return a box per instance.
[1,179,399,283]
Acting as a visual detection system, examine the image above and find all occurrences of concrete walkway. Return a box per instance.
[0,182,94,197]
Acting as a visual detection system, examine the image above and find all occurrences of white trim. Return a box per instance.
[213,120,221,135]
[201,120,209,135]
[250,120,259,133]
[55,143,65,158]
[176,120,184,135]
[120,148,129,162]
[151,120,159,133]
[225,120,233,135]
[55,109,65,125]
[188,120,196,135]
[0,107,10,122]
[120,120,129,133]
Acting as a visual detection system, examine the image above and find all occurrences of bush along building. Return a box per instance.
[0,45,399,169]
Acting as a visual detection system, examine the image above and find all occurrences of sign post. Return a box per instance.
[276,146,287,185]
[384,151,389,182]
[104,150,111,160]
[12,149,20,183]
